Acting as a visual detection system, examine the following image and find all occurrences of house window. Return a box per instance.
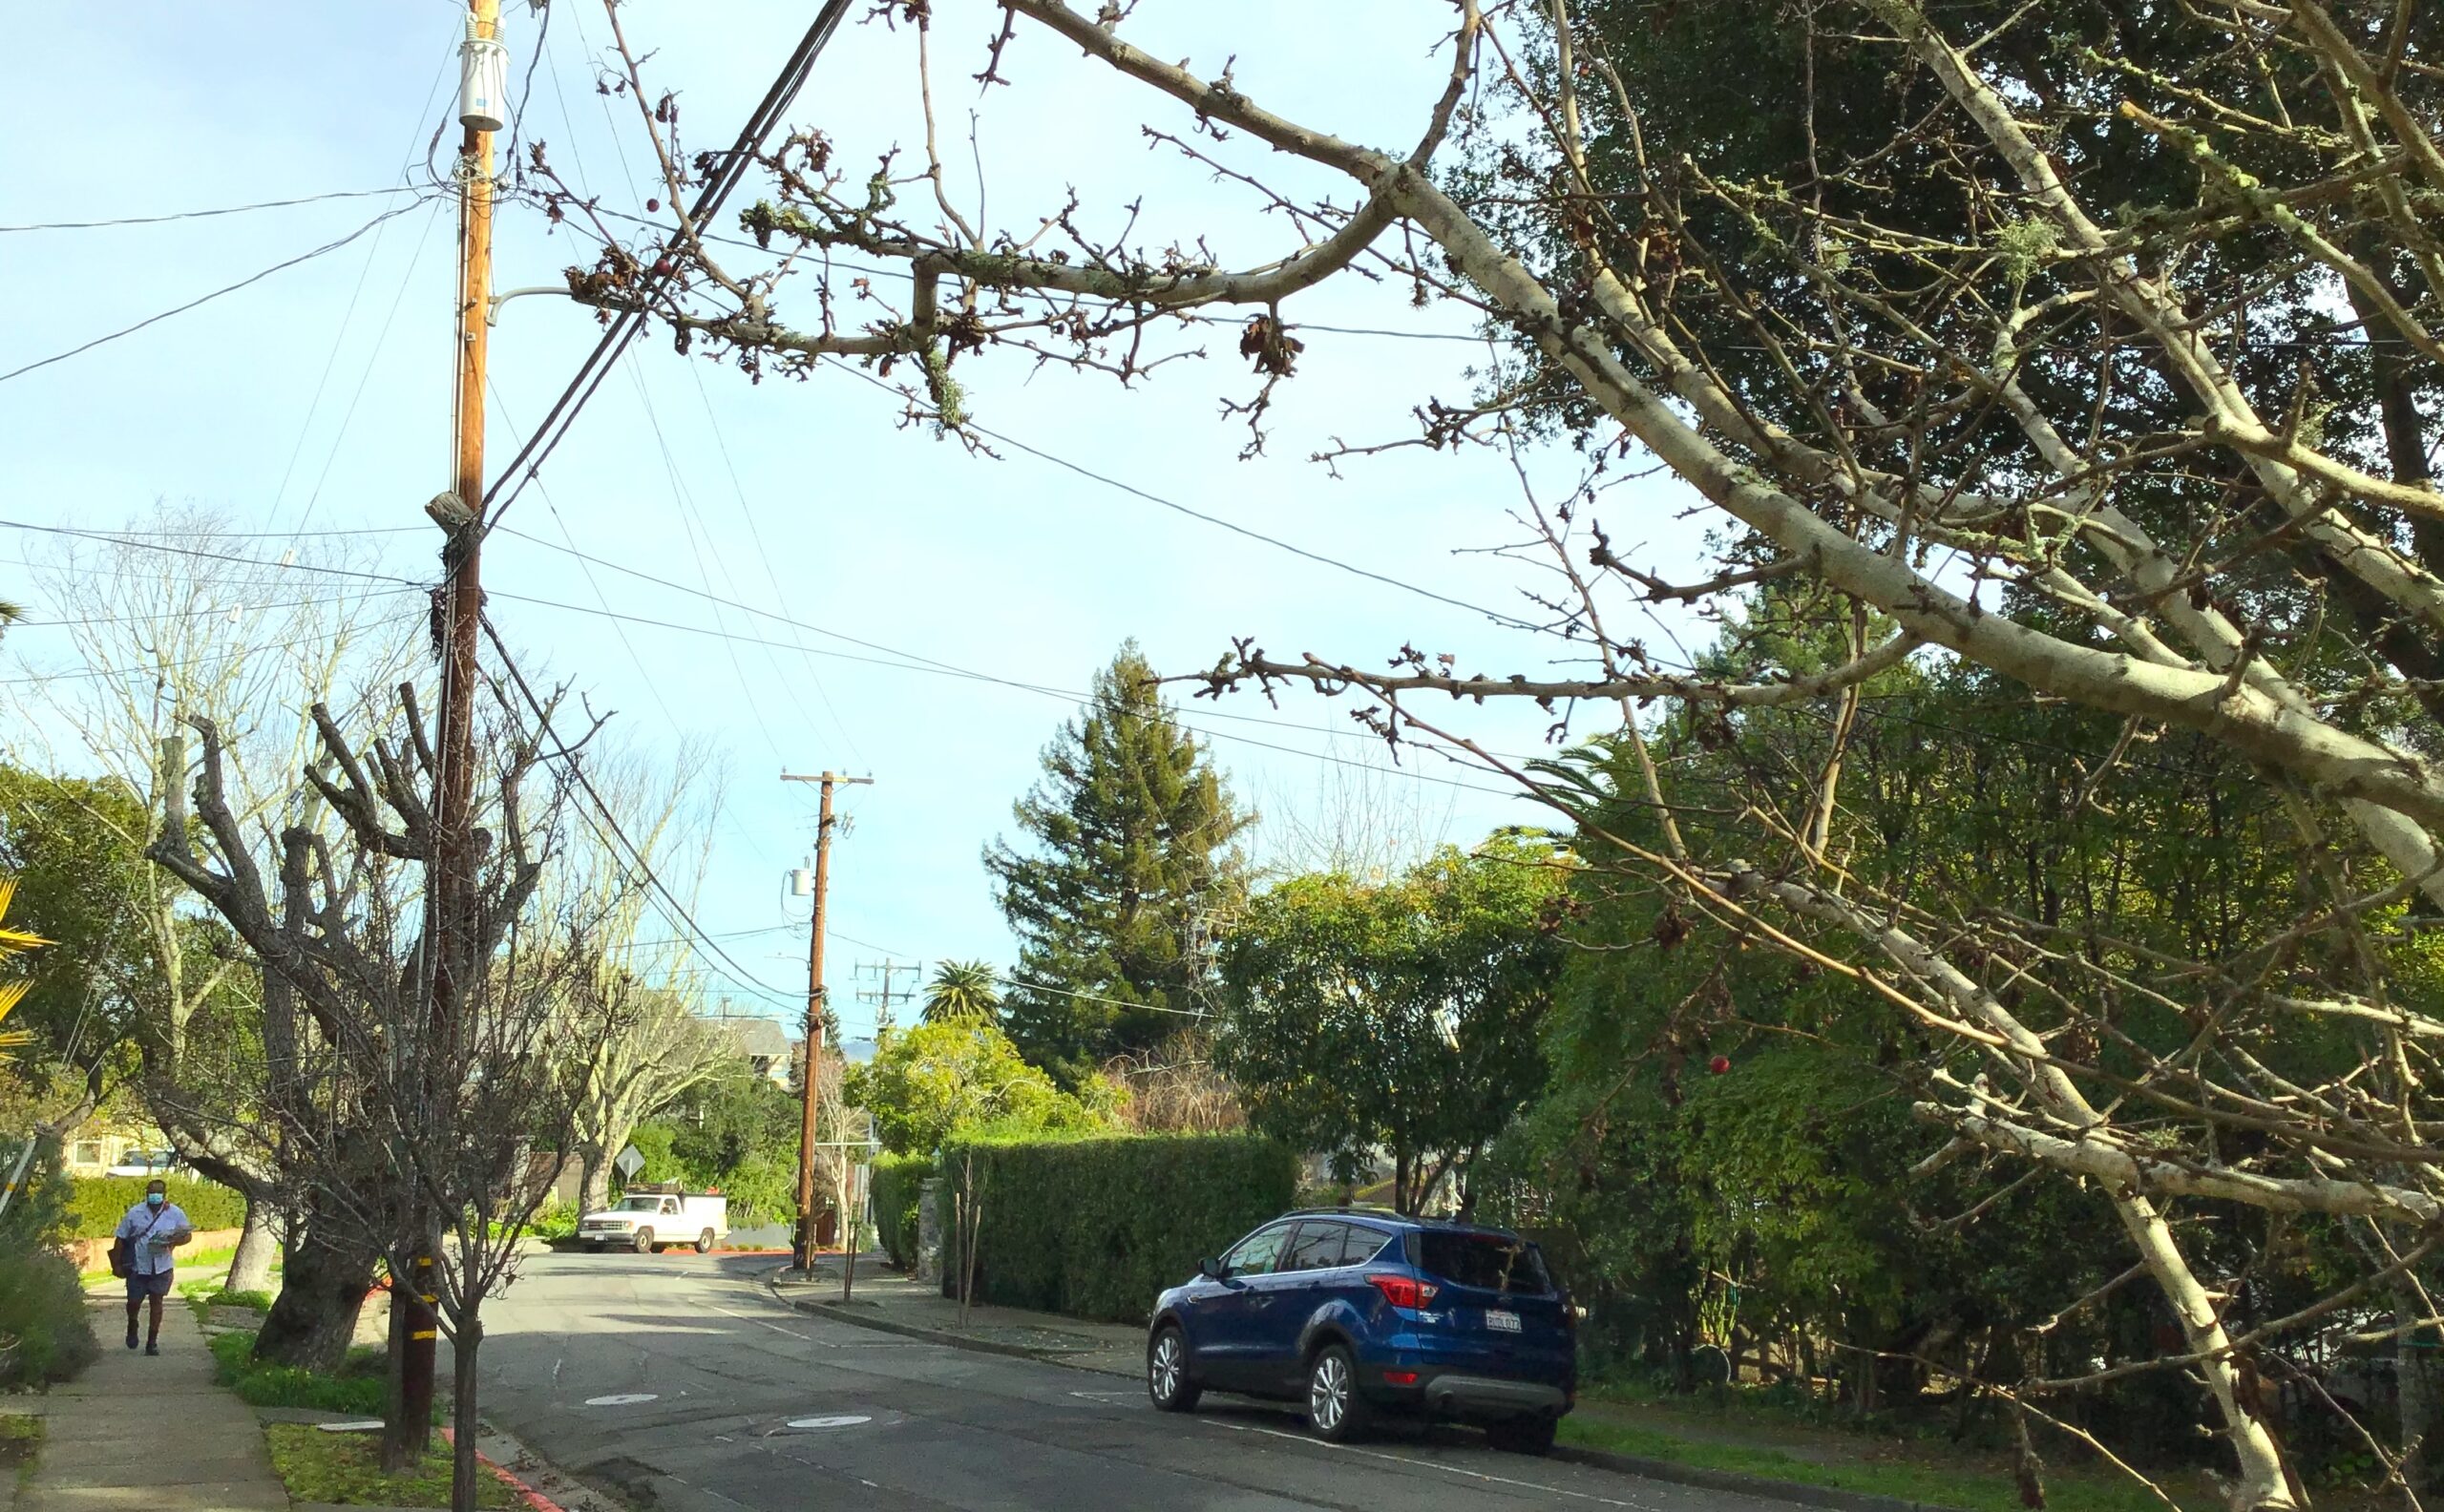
[72,1142,104,1166]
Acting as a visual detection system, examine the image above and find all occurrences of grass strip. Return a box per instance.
[263,1422,514,1509]
[1558,1412,2207,1512]
[208,1329,394,1417]
[1,1414,42,1492]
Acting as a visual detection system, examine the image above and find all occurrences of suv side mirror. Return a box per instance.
[1197,1255,1223,1280]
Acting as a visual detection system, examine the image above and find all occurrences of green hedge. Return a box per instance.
[872,1153,931,1270]
[938,1132,1296,1324]
[66,1174,248,1238]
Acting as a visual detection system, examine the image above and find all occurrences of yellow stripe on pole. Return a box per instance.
[411,1330,439,1341]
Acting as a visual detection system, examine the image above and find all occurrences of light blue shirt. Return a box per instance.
[114,1201,190,1275]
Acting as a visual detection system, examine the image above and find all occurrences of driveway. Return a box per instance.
[474,1251,1799,1512]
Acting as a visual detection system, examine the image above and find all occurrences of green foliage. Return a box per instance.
[0,1242,96,1386]
[208,1329,393,1415]
[66,1174,246,1238]
[921,959,1001,1024]
[985,643,1252,1083]
[627,1067,803,1225]
[0,766,154,1080]
[871,1152,932,1269]
[938,1131,1296,1323]
[1217,834,1570,1211]
[847,1018,1116,1157]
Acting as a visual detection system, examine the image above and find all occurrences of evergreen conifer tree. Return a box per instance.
[984,644,1251,1084]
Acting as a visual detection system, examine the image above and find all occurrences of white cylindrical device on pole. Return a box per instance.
[459,13,510,133]
[789,868,814,897]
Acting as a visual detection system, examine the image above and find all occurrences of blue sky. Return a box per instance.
[0,2,1708,1044]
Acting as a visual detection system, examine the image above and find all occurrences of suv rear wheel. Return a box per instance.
[1486,1417,1557,1456]
[1305,1344,1370,1443]
[1147,1326,1201,1412]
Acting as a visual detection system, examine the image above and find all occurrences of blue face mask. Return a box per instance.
[146,1193,165,1208]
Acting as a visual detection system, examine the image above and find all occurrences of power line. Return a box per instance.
[0,199,436,387]
[0,186,424,234]
[477,0,856,539]
[810,355,1538,632]
[479,611,809,1010]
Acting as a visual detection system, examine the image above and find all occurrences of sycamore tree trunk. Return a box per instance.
[255,1211,372,1371]
[579,1148,611,1214]
[226,1194,279,1294]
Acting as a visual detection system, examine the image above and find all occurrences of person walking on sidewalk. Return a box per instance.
[115,1178,192,1355]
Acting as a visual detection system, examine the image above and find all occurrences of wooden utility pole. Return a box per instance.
[783,770,870,1274]
[400,0,501,1461]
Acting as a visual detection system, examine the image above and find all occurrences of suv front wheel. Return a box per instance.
[1148,1326,1201,1412]
[1305,1344,1370,1443]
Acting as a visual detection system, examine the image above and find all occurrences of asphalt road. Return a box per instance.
[473,1251,1800,1512]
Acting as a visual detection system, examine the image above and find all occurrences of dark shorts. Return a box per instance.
[124,1268,173,1300]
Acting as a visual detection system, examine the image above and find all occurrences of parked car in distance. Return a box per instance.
[577,1183,729,1254]
[106,1147,182,1178]
[1146,1208,1575,1452]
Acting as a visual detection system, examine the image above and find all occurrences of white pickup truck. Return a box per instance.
[577,1184,729,1253]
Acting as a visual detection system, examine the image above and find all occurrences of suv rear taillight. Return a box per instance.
[1367,1272,1440,1310]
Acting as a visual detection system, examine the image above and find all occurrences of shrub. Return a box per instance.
[0,1135,97,1386]
[938,1131,1296,1323]
[871,1153,932,1270]
[66,1174,246,1237]
[0,1245,97,1387]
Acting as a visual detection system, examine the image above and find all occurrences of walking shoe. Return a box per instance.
[126,1325,138,1350]
[144,1341,159,1356]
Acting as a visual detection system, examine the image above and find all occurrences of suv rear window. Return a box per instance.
[1408,1231,1550,1294]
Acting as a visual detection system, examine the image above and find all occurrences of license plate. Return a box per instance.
[1485,1309,1521,1333]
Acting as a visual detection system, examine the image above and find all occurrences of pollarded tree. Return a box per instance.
[983,645,1251,1083]
[1217,834,1570,1214]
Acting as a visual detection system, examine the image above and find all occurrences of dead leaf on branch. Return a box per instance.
[1239,313,1303,377]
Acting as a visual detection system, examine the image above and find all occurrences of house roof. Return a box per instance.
[710,1016,790,1060]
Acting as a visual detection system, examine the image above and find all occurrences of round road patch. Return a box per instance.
[585,1394,660,1407]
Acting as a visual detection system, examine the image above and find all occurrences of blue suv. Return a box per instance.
[1145,1208,1575,1452]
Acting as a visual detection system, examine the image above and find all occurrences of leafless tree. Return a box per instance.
[152,672,595,1504]
[564,3,2444,1504]
[0,504,414,1292]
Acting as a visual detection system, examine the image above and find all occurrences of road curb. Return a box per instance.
[1549,1444,1946,1512]
[763,1273,1105,1366]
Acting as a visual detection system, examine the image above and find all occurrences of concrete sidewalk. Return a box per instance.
[20,1298,284,1512]
[769,1260,1145,1378]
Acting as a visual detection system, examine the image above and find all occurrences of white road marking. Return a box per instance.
[784,1415,873,1430]
[707,1302,819,1341]
[1067,1390,1137,1404]
[584,1394,659,1406]
[1207,1420,1664,1510]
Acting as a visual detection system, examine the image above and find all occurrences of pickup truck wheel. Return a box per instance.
[1305,1344,1370,1443]
[695,1228,715,1254]
[632,1228,656,1254]
[1486,1418,1558,1456]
